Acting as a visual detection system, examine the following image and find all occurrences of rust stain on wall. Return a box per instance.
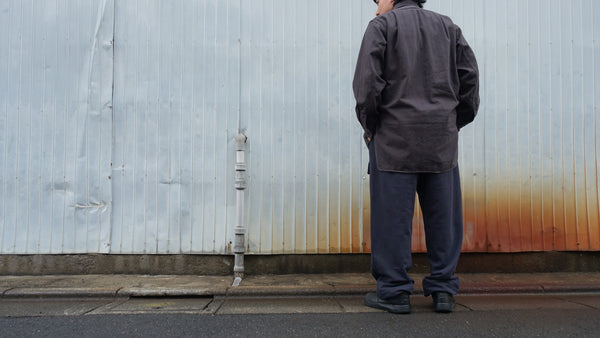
[356,180,600,253]
[352,189,363,253]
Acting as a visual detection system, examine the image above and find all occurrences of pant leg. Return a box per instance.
[416,165,463,296]
[368,141,418,299]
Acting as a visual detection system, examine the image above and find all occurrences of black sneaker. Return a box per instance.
[432,292,456,313]
[364,292,411,314]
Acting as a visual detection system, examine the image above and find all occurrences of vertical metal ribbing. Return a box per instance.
[232,133,247,286]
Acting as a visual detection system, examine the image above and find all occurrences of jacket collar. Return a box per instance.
[394,0,419,9]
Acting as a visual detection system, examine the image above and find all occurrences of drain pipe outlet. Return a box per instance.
[232,133,247,287]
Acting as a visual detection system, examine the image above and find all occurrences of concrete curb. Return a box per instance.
[118,288,226,298]
[4,285,600,299]
[2,273,600,299]
[3,288,122,298]
[226,285,337,297]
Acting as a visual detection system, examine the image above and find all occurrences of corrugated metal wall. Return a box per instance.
[1,0,599,254]
[111,0,240,254]
[462,0,600,253]
[0,0,113,254]
[241,1,373,254]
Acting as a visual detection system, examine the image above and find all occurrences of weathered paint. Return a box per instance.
[110,0,240,254]
[0,0,599,255]
[0,0,113,254]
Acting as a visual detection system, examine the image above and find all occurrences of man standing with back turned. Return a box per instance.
[353,0,479,314]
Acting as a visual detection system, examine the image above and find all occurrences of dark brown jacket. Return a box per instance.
[353,0,479,173]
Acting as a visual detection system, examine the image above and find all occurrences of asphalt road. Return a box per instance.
[1,294,599,337]
[1,310,599,338]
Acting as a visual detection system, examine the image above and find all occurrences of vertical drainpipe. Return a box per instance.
[232,133,247,286]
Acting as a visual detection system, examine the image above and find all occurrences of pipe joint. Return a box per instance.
[235,133,247,150]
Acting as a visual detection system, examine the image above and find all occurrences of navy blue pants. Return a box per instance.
[368,142,463,299]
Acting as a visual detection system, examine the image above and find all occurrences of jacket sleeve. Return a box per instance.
[353,19,387,144]
[455,28,480,130]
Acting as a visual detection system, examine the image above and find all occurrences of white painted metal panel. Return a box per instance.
[2,0,600,255]
[242,0,373,254]
[109,0,373,255]
[111,0,240,254]
[439,0,600,252]
[0,0,113,254]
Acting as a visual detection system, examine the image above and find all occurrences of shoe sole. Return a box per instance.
[434,302,455,313]
[364,299,411,314]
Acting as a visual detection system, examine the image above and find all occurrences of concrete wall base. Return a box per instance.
[0,252,598,275]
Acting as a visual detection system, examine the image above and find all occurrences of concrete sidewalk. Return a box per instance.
[1,272,600,298]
